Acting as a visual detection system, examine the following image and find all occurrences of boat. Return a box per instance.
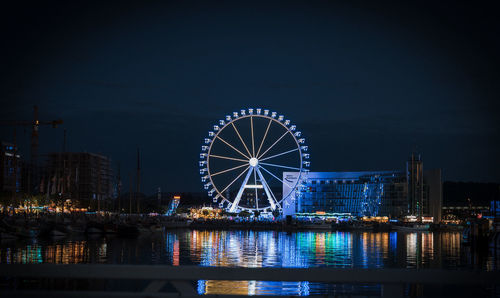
[372,222,393,232]
[137,225,152,235]
[86,227,103,234]
[164,220,192,229]
[437,223,464,231]
[1,219,33,238]
[332,221,374,231]
[298,221,332,230]
[66,225,85,235]
[104,224,117,234]
[150,224,164,233]
[2,225,35,238]
[0,231,17,240]
[50,227,67,237]
[393,223,429,231]
[38,222,67,238]
[86,222,104,234]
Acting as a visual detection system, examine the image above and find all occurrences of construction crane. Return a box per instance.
[1,105,63,195]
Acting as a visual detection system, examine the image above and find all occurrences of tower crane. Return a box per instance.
[1,105,63,196]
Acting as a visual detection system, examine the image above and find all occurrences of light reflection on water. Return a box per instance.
[1,230,496,295]
[183,230,466,270]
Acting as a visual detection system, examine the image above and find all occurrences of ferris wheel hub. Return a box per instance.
[249,157,259,167]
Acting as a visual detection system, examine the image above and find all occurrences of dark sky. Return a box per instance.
[1,1,499,194]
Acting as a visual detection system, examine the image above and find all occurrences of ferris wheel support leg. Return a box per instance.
[253,169,259,210]
[229,167,254,213]
[256,167,279,211]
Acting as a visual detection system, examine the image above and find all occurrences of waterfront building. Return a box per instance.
[282,171,408,218]
[491,201,500,218]
[43,152,113,207]
[407,153,424,217]
[424,168,442,222]
[282,157,442,222]
[0,141,22,194]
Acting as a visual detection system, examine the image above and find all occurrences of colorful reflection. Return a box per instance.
[0,230,487,295]
[197,279,310,296]
[1,241,88,264]
[183,230,453,295]
[166,233,180,266]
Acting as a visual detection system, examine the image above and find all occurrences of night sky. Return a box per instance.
[1,1,499,194]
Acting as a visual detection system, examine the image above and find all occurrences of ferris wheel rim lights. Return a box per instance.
[199,108,310,213]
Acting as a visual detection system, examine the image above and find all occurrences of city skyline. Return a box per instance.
[1,1,499,194]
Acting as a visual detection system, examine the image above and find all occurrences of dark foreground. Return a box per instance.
[2,264,499,297]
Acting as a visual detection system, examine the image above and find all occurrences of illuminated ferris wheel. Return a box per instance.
[199,108,309,213]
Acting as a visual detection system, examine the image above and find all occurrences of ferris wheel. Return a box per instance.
[199,108,309,213]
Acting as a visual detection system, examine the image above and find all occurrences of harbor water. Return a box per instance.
[1,229,498,295]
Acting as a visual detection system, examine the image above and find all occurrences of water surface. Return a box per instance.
[1,230,497,295]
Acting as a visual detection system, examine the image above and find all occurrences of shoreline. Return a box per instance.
[1,213,465,242]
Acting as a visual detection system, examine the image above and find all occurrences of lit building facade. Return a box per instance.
[282,160,442,222]
[43,152,113,206]
[283,171,408,218]
[0,141,22,194]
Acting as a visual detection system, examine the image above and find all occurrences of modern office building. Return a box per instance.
[43,152,113,206]
[423,168,442,222]
[407,153,424,217]
[282,157,442,222]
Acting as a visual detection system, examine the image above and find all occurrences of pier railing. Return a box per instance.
[1,264,499,297]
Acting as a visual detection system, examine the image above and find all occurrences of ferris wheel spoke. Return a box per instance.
[229,167,254,212]
[256,167,280,210]
[259,162,301,171]
[215,135,250,159]
[259,148,299,162]
[259,165,293,189]
[209,154,248,163]
[250,116,256,157]
[211,163,248,177]
[231,122,252,158]
[220,166,250,194]
[257,130,291,160]
[256,118,272,157]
